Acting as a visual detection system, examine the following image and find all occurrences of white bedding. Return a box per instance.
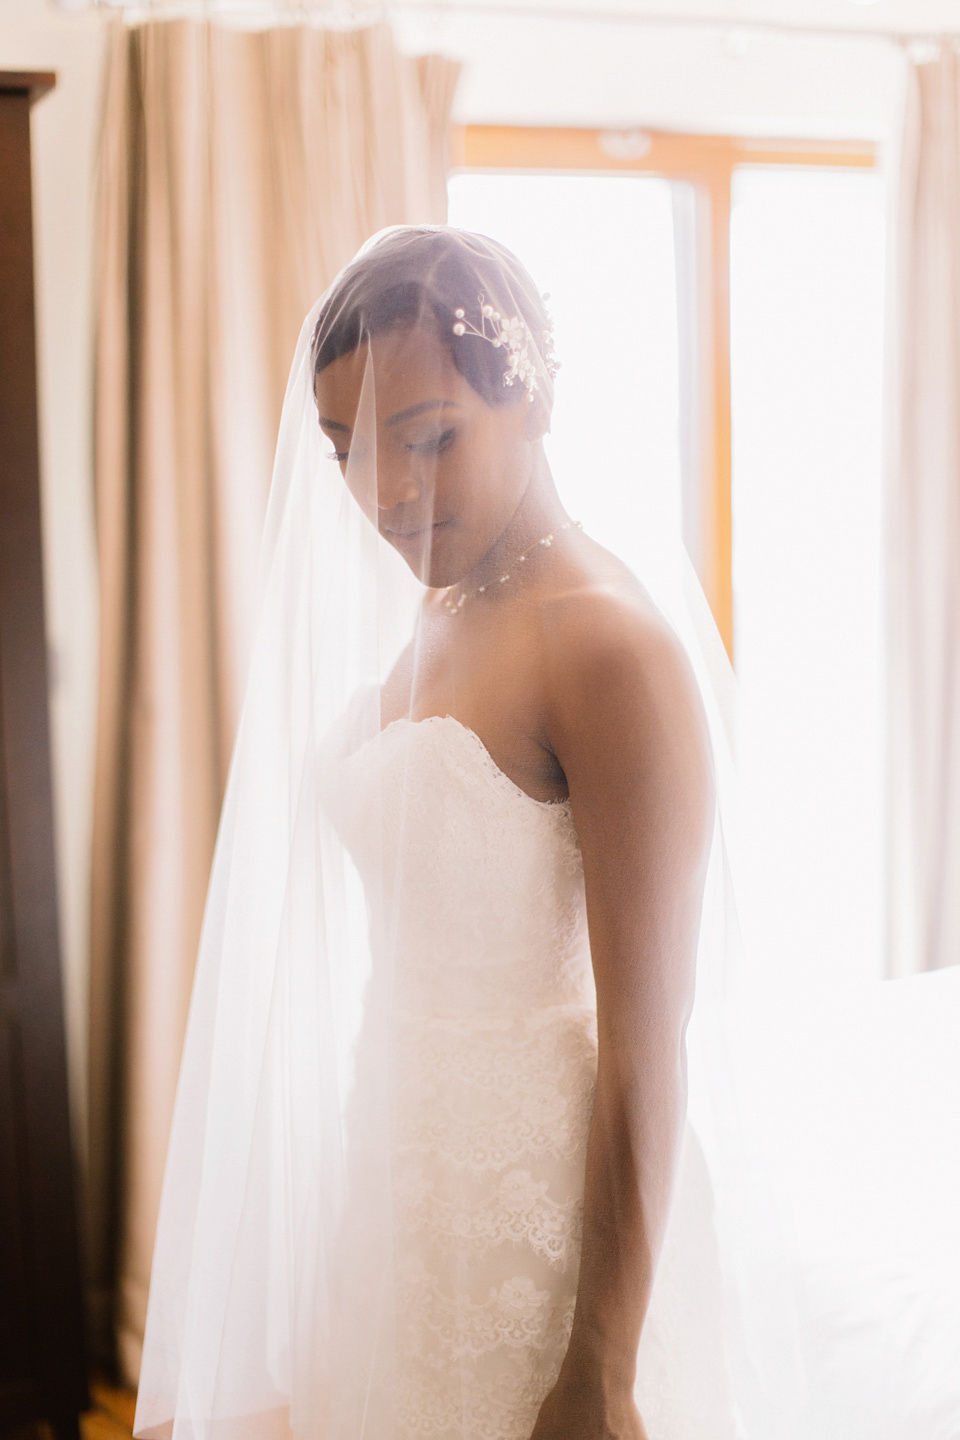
[732,967,960,1438]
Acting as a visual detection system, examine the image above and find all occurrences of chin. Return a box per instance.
[412,556,461,589]
[385,524,465,589]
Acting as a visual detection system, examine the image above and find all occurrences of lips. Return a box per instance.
[383,520,449,544]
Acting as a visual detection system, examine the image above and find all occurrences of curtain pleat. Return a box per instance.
[887,47,960,977]
[88,16,459,1381]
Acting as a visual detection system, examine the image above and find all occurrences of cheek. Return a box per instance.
[340,447,379,519]
[469,417,530,496]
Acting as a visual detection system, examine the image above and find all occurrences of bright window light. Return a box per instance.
[731,166,886,987]
[449,163,887,987]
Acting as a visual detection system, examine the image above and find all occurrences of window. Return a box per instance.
[730,165,886,984]
[449,128,886,982]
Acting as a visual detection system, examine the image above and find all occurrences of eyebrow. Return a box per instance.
[385,400,462,427]
[318,399,461,435]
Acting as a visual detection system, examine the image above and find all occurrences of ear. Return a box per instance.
[524,395,551,441]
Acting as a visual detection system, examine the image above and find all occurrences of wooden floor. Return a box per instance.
[12,1381,136,1440]
[82,1382,136,1440]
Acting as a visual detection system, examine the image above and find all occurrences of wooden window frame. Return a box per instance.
[451,125,877,659]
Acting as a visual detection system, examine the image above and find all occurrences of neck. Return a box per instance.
[462,452,568,598]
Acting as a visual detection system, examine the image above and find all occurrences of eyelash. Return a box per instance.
[325,429,455,465]
[406,429,455,455]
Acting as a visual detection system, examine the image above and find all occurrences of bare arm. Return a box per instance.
[532,593,716,1439]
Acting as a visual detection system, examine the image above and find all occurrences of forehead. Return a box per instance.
[313,322,471,424]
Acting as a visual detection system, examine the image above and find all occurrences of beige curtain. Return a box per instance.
[88,16,459,1382]
[887,46,960,977]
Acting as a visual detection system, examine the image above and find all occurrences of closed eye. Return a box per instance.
[325,428,454,464]
[406,429,455,455]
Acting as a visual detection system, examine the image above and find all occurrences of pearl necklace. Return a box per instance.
[442,519,582,615]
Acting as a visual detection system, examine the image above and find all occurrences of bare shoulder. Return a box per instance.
[538,570,702,739]
[532,557,715,831]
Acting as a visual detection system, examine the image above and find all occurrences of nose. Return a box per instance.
[376,454,422,512]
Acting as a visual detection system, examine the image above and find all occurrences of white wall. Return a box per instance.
[1,0,906,1145]
[397,11,904,139]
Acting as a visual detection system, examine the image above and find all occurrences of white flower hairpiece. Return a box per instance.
[451,295,559,402]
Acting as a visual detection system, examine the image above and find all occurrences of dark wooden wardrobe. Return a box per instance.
[0,70,89,1440]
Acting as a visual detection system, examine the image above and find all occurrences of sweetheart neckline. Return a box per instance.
[377,713,574,817]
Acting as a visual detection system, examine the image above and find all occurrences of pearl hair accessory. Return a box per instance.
[451,294,559,402]
[442,519,583,614]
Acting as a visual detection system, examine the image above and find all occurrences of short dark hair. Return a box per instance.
[312,227,553,411]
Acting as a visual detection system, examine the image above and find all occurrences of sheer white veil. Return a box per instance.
[133,225,810,1440]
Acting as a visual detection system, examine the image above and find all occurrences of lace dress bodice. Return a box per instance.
[324,713,735,1440]
[333,715,592,1014]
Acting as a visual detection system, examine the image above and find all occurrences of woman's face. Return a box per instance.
[313,321,538,588]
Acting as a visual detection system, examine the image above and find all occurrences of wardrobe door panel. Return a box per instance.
[0,71,88,1437]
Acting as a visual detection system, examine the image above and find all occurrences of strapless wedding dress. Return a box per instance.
[326,713,738,1440]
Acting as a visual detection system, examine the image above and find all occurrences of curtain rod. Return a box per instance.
[83,0,959,44]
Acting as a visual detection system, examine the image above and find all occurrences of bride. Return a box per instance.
[134,227,745,1440]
